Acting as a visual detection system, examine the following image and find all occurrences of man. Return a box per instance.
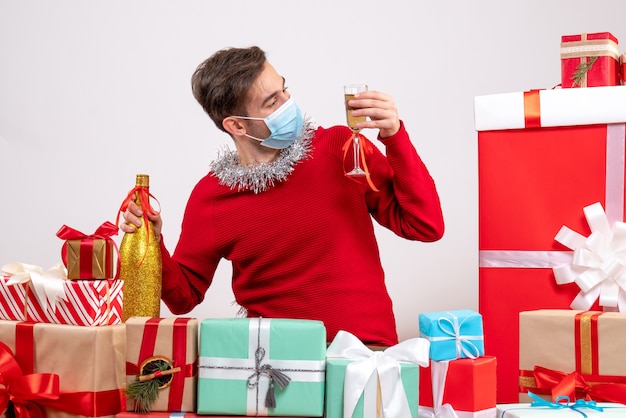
[122,46,444,346]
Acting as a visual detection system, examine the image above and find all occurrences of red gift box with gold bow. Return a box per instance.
[519,309,626,404]
[473,87,626,403]
[0,320,126,418]
[560,32,620,88]
[57,222,118,280]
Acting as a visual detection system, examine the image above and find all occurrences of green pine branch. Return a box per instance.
[571,56,598,87]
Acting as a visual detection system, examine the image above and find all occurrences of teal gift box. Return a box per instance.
[325,330,429,418]
[197,318,326,416]
[418,309,484,361]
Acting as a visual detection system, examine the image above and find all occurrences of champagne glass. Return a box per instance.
[344,84,368,177]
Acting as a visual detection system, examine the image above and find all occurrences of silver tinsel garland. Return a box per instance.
[209,118,316,194]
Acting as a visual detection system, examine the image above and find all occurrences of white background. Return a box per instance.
[2,0,626,341]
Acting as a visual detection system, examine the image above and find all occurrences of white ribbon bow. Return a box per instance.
[417,360,459,418]
[326,330,430,418]
[553,202,626,311]
[427,313,482,359]
[2,261,68,311]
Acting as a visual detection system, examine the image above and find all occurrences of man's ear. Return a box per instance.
[222,116,246,136]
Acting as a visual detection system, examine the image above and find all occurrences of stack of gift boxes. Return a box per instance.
[417,310,497,418]
[476,31,626,416]
[0,222,497,418]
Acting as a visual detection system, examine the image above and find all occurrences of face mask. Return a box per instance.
[234,97,304,149]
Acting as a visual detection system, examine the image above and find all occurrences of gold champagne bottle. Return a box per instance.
[119,174,162,322]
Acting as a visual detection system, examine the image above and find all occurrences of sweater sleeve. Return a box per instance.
[160,178,222,314]
[365,121,445,242]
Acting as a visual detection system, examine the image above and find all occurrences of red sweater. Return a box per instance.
[161,122,444,346]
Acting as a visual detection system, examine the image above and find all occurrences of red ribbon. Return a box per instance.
[523,90,542,128]
[8,322,124,417]
[125,318,196,411]
[0,342,60,418]
[116,186,160,265]
[56,222,119,279]
[341,132,380,192]
[533,365,626,404]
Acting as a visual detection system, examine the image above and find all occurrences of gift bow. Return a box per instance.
[326,330,430,418]
[553,202,626,311]
[426,312,483,359]
[0,342,60,418]
[533,365,626,404]
[417,361,459,418]
[1,262,68,312]
[528,391,604,418]
[56,221,119,275]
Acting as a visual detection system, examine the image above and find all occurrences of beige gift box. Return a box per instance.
[125,317,198,412]
[519,309,626,402]
[0,320,126,418]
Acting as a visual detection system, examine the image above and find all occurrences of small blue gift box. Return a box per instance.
[418,309,484,361]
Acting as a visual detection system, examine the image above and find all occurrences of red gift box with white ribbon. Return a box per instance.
[474,86,626,403]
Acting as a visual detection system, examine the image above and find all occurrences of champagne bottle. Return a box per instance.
[119,174,162,322]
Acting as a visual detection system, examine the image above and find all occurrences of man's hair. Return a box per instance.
[191,46,267,132]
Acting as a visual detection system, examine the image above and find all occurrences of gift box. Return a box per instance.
[419,357,497,417]
[57,222,118,279]
[125,317,197,412]
[474,86,626,402]
[0,263,122,325]
[0,320,126,418]
[197,318,326,416]
[560,32,620,88]
[325,330,429,418]
[418,310,484,361]
[519,310,626,404]
[498,393,626,417]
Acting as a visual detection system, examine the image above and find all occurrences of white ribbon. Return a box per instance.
[326,330,430,418]
[553,202,626,311]
[423,312,483,359]
[2,261,68,311]
[417,360,459,418]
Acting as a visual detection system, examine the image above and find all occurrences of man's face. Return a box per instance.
[242,62,290,139]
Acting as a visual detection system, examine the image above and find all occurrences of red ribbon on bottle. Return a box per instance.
[341,132,380,192]
[116,186,160,265]
[126,318,196,411]
[56,221,119,279]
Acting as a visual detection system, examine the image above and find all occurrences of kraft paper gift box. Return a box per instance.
[0,320,126,418]
[325,330,429,418]
[419,357,497,418]
[519,310,626,404]
[418,310,484,361]
[56,222,118,280]
[197,318,326,416]
[125,317,197,412]
[560,32,620,88]
[0,263,122,325]
[474,86,626,403]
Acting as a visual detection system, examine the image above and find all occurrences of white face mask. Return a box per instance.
[233,97,304,149]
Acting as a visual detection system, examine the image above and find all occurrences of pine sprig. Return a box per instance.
[571,56,598,87]
[125,359,172,413]
[125,378,161,413]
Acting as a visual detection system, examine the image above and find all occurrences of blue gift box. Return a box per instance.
[418,309,484,361]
